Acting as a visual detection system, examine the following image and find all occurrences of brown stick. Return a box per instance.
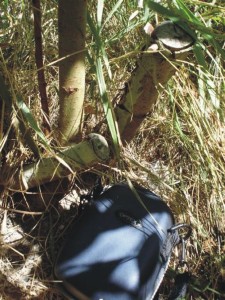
[32,0,50,132]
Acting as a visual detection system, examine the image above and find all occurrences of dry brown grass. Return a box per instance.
[0,1,225,299]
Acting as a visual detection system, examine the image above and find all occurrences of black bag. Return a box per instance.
[55,183,191,300]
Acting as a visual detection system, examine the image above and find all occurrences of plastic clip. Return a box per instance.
[179,237,187,269]
[169,223,192,270]
[169,223,192,242]
[168,224,192,299]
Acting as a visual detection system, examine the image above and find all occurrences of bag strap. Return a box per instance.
[167,224,192,300]
[168,271,191,300]
[80,177,103,203]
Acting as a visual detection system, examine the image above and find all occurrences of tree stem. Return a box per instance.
[32,0,50,132]
[58,0,87,144]
[0,134,109,191]
[115,21,195,143]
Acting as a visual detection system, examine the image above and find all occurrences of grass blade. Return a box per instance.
[87,11,112,79]
[102,0,124,30]
[0,74,40,157]
[193,43,208,69]
[147,0,225,66]
[95,57,121,159]
[173,0,200,22]
[147,0,179,21]
[97,0,104,30]
[16,97,50,150]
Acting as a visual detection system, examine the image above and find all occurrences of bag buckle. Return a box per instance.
[168,224,192,299]
[169,223,192,269]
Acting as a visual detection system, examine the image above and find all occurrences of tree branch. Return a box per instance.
[0,134,109,191]
[115,21,195,143]
[32,0,50,132]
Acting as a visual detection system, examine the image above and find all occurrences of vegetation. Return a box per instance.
[0,0,224,299]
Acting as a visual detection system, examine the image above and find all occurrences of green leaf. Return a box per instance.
[0,74,42,157]
[88,9,118,153]
[87,12,101,44]
[87,12,112,79]
[101,47,112,80]
[193,43,208,69]
[97,0,104,30]
[95,57,121,159]
[173,0,200,22]
[172,0,217,38]
[147,0,225,66]
[147,0,180,21]
[102,0,124,30]
[16,97,50,150]
[210,38,225,61]
[17,118,40,158]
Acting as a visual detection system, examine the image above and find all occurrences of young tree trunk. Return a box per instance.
[0,21,195,193]
[32,0,50,132]
[58,0,87,144]
[115,21,195,143]
[0,134,109,191]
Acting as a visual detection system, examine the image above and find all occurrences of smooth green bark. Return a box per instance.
[0,134,109,191]
[58,0,87,144]
[115,21,195,143]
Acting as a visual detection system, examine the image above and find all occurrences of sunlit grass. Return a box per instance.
[0,0,225,299]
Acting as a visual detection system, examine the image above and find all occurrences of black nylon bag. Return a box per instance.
[55,184,179,300]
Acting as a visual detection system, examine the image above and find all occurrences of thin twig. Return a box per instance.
[32,0,50,132]
[0,205,43,215]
